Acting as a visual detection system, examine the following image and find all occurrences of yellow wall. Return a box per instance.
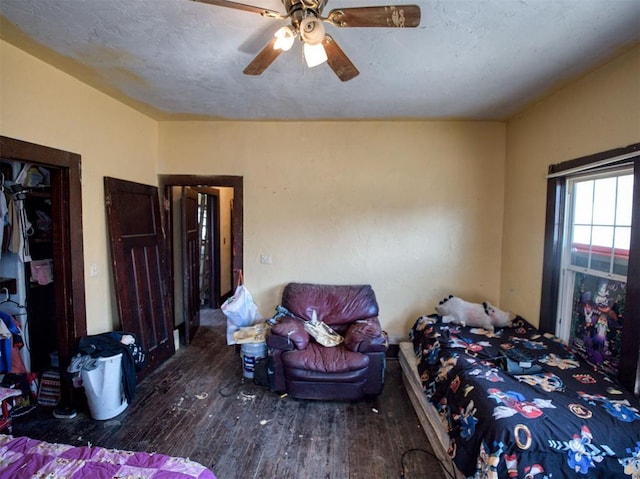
[4,35,637,342]
[158,121,506,340]
[218,186,234,297]
[0,40,159,334]
[502,45,640,325]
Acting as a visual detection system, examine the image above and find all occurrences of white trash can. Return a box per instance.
[81,353,128,420]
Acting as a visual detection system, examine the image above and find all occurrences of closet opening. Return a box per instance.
[0,136,86,415]
[0,161,56,374]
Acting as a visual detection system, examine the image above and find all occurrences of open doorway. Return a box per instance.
[159,175,243,347]
[194,187,222,310]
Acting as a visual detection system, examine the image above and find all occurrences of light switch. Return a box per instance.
[260,254,272,264]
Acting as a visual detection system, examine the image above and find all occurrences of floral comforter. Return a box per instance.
[0,434,216,479]
[410,316,640,478]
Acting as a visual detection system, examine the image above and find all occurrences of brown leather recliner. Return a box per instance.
[266,283,388,400]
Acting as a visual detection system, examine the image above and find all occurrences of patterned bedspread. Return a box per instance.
[410,316,640,478]
[0,434,216,479]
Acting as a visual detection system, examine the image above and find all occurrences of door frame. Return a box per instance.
[0,136,86,398]
[207,191,222,307]
[159,175,243,342]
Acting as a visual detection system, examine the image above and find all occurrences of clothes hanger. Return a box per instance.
[0,287,26,310]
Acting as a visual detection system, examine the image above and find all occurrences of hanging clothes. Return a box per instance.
[7,196,32,263]
[0,321,10,340]
[0,311,26,373]
[0,190,8,260]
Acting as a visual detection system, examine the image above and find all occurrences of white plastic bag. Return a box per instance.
[303,310,343,347]
[222,271,261,344]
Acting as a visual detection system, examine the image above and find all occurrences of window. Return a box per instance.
[556,168,632,376]
[540,144,640,394]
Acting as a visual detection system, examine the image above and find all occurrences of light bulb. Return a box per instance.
[273,26,295,51]
[303,42,328,68]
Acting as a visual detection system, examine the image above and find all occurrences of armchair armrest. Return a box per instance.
[344,317,388,353]
[266,333,294,351]
[267,316,310,350]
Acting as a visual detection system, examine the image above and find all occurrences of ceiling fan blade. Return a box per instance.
[322,35,359,82]
[243,37,283,76]
[191,0,285,19]
[326,5,420,28]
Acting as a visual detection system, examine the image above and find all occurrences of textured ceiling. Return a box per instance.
[1,0,639,121]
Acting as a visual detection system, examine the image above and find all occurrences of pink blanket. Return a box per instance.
[0,434,216,479]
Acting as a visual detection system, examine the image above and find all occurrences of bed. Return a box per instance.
[400,315,640,479]
[0,434,216,479]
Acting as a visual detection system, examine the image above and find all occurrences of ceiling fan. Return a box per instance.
[191,0,421,81]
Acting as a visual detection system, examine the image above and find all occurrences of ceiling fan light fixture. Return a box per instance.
[210,0,421,80]
[299,16,325,45]
[303,42,328,68]
[273,26,295,51]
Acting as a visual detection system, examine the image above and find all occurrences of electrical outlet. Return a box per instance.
[90,263,99,277]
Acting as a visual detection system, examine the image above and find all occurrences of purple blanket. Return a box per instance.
[0,434,216,479]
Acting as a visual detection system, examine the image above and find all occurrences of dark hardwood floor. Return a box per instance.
[12,310,446,479]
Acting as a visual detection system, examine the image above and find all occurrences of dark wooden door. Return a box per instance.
[207,193,221,308]
[104,177,174,376]
[182,187,200,344]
